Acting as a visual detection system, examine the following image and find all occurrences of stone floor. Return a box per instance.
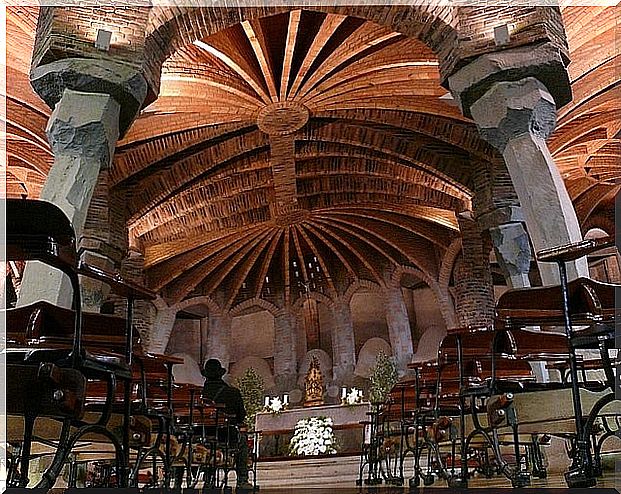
[255,455,619,491]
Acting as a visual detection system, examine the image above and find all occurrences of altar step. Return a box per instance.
[256,455,362,488]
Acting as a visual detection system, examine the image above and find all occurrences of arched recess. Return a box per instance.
[297,348,333,387]
[394,265,453,336]
[293,292,335,368]
[584,227,620,283]
[348,283,390,356]
[166,300,212,364]
[176,294,223,315]
[342,279,383,306]
[170,352,205,386]
[229,356,276,390]
[230,297,280,318]
[230,305,276,370]
[354,337,392,379]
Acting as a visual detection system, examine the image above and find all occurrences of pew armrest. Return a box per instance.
[537,235,615,263]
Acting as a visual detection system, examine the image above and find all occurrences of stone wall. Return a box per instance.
[350,290,390,354]
[231,311,275,363]
[166,318,201,363]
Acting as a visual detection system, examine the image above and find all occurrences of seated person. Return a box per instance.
[202,358,252,490]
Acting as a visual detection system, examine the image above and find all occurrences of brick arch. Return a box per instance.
[175,294,223,316]
[396,263,458,330]
[390,264,438,292]
[438,238,462,290]
[146,5,458,71]
[229,297,280,318]
[342,279,384,306]
[582,213,615,238]
[292,291,335,314]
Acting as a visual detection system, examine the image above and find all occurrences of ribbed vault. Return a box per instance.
[115,11,475,308]
[5,6,619,310]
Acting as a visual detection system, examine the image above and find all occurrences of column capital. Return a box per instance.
[470,77,557,153]
[448,42,571,120]
[31,58,148,137]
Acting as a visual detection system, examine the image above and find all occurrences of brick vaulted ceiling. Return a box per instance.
[5,6,620,310]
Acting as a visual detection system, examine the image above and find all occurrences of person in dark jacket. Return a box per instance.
[201,359,252,490]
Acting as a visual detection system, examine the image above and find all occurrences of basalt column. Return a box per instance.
[449,44,587,284]
[18,59,148,308]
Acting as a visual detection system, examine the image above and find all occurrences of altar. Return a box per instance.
[254,402,370,458]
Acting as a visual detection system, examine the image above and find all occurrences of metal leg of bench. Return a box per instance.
[19,414,35,487]
[556,261,596,488]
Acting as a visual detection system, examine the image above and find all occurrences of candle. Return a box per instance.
[341,387,347,399]
[264,396,270,407]
[283,394,289,405]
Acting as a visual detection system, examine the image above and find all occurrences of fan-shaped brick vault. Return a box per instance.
[5,4,619,358]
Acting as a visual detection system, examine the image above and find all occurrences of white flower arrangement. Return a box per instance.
[343,387,363,406]
[290,416,337,456]
[264,396,288,415]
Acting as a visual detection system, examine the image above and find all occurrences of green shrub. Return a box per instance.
[368,351,398,404]
[236,367,265,428]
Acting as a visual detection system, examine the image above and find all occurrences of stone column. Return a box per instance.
[18,59,147,308]
[477,206,532,289]
[470,78,587,284]
[148,301,177,355]
[453,214,496,328]
[331,299,356,384]
[205,312,232,371]
[449,46,587,284]
[383,285,414,375]
[273,308,298,391]
[490,222,532,288]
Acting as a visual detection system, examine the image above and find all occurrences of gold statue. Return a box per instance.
[303,356,324,407]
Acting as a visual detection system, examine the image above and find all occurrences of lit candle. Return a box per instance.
[341,387,347,399]
[283,394,289,405]
[264,396,270,407]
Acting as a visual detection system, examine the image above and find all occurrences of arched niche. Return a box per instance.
[349,286,389,355]
[397,271,446,353]
[230,306,275,365]
[354,337,392,379]
[170,352,204,386]
[166,303,210,364]
[584,228,620,283]
[297,349,333,387]
[229,356,276,390]
[411,325,446,363]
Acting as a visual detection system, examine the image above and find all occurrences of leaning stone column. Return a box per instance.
[490,222,532,288]
[273,308,298,391]
[470,78,587,284]
[205,312,232,372]
[18,59,148,308]
[478,206,532,289]
[383,285,414,375]
[331,299,356,384]
[449,45,587,284]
